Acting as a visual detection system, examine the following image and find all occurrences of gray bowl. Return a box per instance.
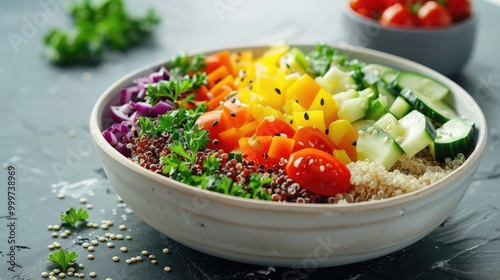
[341,1,478,77]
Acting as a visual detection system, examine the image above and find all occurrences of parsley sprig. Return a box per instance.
[146,73,207,105]
[60,207,89,228]
[43,0,160,65]
[169,53,206,77]
[48,248,78,272]
[306,44,347,77]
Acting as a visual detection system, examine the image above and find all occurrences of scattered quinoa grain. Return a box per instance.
[120,247,128,252]
[125,235,132,240]
[126,259,132,264]
[91,240,98,246]
[53,225,60,231]
[136,256,142,261]
[53,269,60,274]
[151,259,157,264]
[113,256,120,262]
[41,272,49,278]
[47,225,53,230]
[86,204,93,209]
[99,236,107,242]
[141,250,149,255]
[68,267,75,272]
[79,273,85,278]
[101,224,109,230]
[106,220,113,226]
[105,233,111,238]
[54,242,61,248]
[87,254,94,260]
[51,232,58,238]
[49,276,57,280]
[74,273,80,278]
[79,197,88,204]
[149,255,155,259]
[58,272,66,278]
[57,193,65,199]
[88,246,95,252]
[107,242,114,248]
[89,272,97,278]
[110,234,117,240]
[64,229,71,235]
[119,225,126,230]
[82,242,90,248]
[116,234,124,240]
[164,266,171,272]
[79,263,84,269]
[162,248,169,254]
[67,272,74,277]
[48,244,55,250]
[60,232,68,238]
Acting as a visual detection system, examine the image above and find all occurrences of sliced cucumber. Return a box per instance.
[362,64,397,78]
[390,96,412,119]
[382,71,398,85]
[337,96,369,123]
[377,81,397,107]
[333,89,359,107]
[351,119,373,131]
[399,87,457,125]
[429,117,475,162]
[366,96,390,121]
[396,71,450,101]
[359,87,377,102]
[356,126,404,170]
[373,112,402,139]
[397,110,437,157]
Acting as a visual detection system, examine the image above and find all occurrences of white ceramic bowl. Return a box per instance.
[90,45,487,267]
[341,1,478,77]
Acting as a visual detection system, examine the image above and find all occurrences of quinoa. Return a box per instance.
[128,133,464,204]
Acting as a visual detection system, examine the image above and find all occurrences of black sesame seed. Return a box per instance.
[215,78,222,84]
[262,153,269,159]
[240,76,245,82]
[231,98,236,103]
[325,128,329,135]
[274,88,281,95]
[248,85,253,90]
[351,141,357,146]
[212,120,219,127]
[213,139,219,145]
[290,119,293,124]
[304,112,309,120]
[230,112,237,117]
[286,63,291,69]
[320,98,325,106]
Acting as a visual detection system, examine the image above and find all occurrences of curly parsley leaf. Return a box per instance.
[60,207,89,228]
[146,73,207,105]
[306,44,347,77]
[48,248,78,272]
[169,53,206,77]
[43,0,160,65]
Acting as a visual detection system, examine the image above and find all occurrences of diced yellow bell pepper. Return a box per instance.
[256,74,285,111]
[308,88,339,127]
[328,119,358,161]
[333,149,352,164]
[285,74,321,109]
[285,99,307,116]
[249,103,284,123]
[292,110,326,132]
[260,43,290,68]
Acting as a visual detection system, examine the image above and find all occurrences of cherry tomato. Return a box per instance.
[446,0,472,22]
[286,148,351,196]
[417,1,452,27]
[379,3,417,27]
[255,117,296,138]
[350,0,387,19]
[292,126,337,154]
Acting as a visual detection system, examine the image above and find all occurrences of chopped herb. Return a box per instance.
[168,53,206,77]
[306,44,347,77]
[146,73,208,105]
[48,248,78,272]
[43,0,160,65]
[60,207,89,228]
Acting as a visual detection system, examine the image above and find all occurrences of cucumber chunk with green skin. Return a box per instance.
[397,110,437,157]
[337,96,370,123]
[377,81,397,107]
[366,96,390,121]
[390,96,412,119]
[396,71,450,101]
[374,112,402,139]
[382,71,398,85]
[362,64,397,78]
[429,117,475,162]
[399,87,457,125]
[356,126,404,170]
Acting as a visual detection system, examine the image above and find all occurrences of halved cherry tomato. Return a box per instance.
[417,1,452,27]
[292,126,337,154]
[255,117,296,138]
[379,3,417,27]
[350,0,386,19]
[446,0,471,22]
[286,148,351,196]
